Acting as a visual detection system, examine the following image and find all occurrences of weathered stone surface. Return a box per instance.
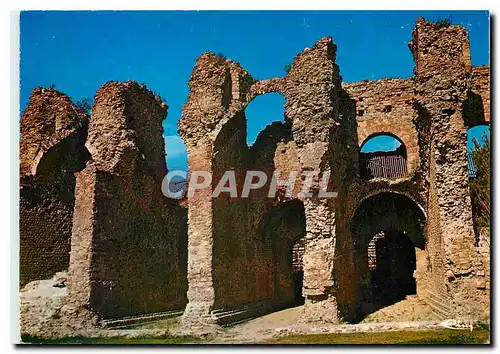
[19,17,490,337]
[66,81,187,320]
[179,37,345,326]
[20,88,90,286]
[410,17,489,320]
[179,18,490,327]
[20,81,188,336]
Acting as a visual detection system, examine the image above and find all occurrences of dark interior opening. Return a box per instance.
[291,238,305,306]
[350,192,425,322]
[368,230,417,306]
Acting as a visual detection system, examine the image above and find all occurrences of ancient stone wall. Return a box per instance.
[410,18,489,320]
[180,37,346,326]
[66,81,187,319]
[466,65,490,127]
[20,88,90,286]
[343,78,419,174]
[20,17,490,330]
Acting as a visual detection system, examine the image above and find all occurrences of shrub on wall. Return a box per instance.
[469,134,490,229]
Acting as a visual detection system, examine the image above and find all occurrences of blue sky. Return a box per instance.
[20,11,490,170]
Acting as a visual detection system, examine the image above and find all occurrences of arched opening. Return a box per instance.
[20,130,91,286]
[359,133,407,179]
[245,93,286,147]
[367,230,417,303]
[350,192,425,320]
[259,200,306,309]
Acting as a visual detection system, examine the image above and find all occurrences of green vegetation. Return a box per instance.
[120,317,180,330]
[284,63,292,74]
[470,134,490,229]
[267,328,490,345]
[21,335,204,345]
[74,97,93,115]
[432,16,452,28]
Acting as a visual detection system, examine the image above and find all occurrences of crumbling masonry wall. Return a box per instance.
[343,78,419,174]
[179,18,489,326]
[20,88,90,286]
[410,18,489,320]
[65,82,187,319]
[179,37,346,325]
[19,17,490,328]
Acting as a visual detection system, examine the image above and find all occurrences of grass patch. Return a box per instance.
[21,335,204,345]
[267,328,490,345]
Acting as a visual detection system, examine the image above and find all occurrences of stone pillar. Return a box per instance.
[178,54,232,327]
[65,166,97,311]
[284,37,344,323]
[181,139,218,327]
[301,198,339,323]
[66,81,187,320]
[410,18,487,319]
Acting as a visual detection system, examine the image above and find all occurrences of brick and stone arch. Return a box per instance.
[65,81,188,320]
[18,17,490,329]
[344,78,419,175]
[349,192,426,317]
[358,132,408,179]
[20,88,91,286]
[179,37,346,326]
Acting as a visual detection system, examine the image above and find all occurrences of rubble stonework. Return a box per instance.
[19,18,490,336]
[20,88,90,286]
[65,82,188,320]
[179,18,489,326]
[408,18,490,320]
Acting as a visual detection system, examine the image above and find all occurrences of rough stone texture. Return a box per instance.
[468,65,490,126]
[19,80,189,337]
[19,18,490,336]
[66,81,188,320]
[179,18,490,327]
[343,78,419,174]
[410,18,489,320]
[20,88,90,286]
[179,37,346,327]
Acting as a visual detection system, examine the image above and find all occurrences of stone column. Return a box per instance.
[180,139,218,327]
[410,18,487,319]
[284,37,344,323]
[178,53,233,327]
[301,198,339,323]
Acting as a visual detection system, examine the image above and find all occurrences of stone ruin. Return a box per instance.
[19,18,490,334]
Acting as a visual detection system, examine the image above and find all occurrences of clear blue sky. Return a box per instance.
[20,11,490,170]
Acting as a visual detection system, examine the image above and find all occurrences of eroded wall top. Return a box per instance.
[20,88,88,177]
[87,81,168,183]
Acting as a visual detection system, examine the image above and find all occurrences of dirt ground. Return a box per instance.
[207,296,441,343]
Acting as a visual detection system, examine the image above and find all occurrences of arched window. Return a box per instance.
[351,192,426,315]
[359,134,407,179]
[245,93,286,146]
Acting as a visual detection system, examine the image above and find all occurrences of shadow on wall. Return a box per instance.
[349,192,426,322]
